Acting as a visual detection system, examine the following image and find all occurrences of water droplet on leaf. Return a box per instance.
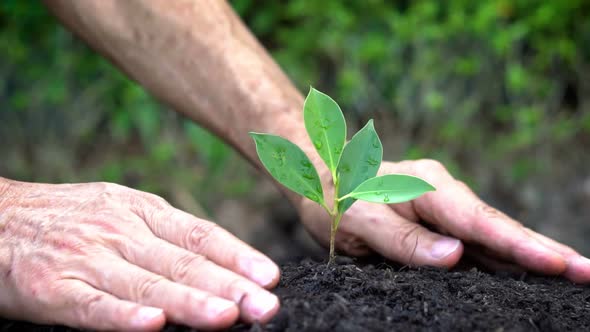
[366,157,379,166]
[315,184,323,193]
[314,140,323,150]
[304,190,319,202]
[300,160,312,168]
[302,173,315,180]
[372,138,380,148]
[383,194,390,203]
[315,118,331,129]
[272,149,286,166]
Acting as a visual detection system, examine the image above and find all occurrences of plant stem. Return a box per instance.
[329,218,336,263]
[328,173,340,265]
[328,176,342,264]
[328,212,343,264]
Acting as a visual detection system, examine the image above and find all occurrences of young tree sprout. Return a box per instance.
[250,87,435,263]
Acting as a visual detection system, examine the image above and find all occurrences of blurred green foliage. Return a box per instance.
[0,0,589,205]
[235,0,590,185]
[0,1,252,210]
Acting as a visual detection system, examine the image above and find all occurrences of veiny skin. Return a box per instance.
[0,0,587,331]
[0,180,280,331]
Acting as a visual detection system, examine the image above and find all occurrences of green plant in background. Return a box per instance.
[234,0,590,186]
[0,1,251,210]
[251,88,435,262]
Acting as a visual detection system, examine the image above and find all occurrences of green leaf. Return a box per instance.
[344,174,436,204]
[336,119,382,213]
[303,87,346,178]
[249,132,324,204]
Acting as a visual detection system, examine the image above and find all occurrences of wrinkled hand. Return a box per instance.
[0,180,280,331]
[299,159,590,283]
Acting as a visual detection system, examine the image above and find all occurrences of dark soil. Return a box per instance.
[2,257,589,332]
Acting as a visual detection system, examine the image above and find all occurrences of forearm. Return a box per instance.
[43,1,311,162]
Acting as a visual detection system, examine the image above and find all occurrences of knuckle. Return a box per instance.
[135,276,167,300]
[93,190,117,208]
[470,202,512,236]
[94,182,122,195]
[142,193,170,210]
[171,254,207,281]
[75,292,105,324]
[108,235,142,262]
[412,159,453,184]
[224,278,253,301]
[93,181,111,193]
[474,202,506,221]
[415,159,446,173]
[185,222,217,252]
[454,180,474,194]
[93,182,136,207]
[391,223,422,260]
[132,193,170,222]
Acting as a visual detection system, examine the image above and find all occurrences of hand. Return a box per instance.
[0,180,280,331]
[298,159,590,283]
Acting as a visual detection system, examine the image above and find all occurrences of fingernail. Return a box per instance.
[579,256,590,267]
[206,298,236,317]
[133,306,163,325]
[430,237,461,259]
[240,256,280,287]
[243,291,279,319]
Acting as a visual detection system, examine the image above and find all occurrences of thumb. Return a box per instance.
[342,201,463,267]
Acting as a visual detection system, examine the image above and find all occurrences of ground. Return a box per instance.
[2,257,589,332]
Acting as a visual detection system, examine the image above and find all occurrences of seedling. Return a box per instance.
[250,88,435,263]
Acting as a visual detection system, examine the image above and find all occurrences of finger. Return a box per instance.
[417,180,566,275]
[127,238,279,323]
[135,199,280,288]
[524,229,590,283]
[384,160,568,275]
[87,255,239,330]
[342,201,463,267]
[53,279,164,331]
[523,229,578,256]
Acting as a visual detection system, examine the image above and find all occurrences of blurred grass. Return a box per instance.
[0,1,589,222]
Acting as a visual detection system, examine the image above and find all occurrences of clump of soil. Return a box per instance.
[244,258,590,331]
[2,258,589,331]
